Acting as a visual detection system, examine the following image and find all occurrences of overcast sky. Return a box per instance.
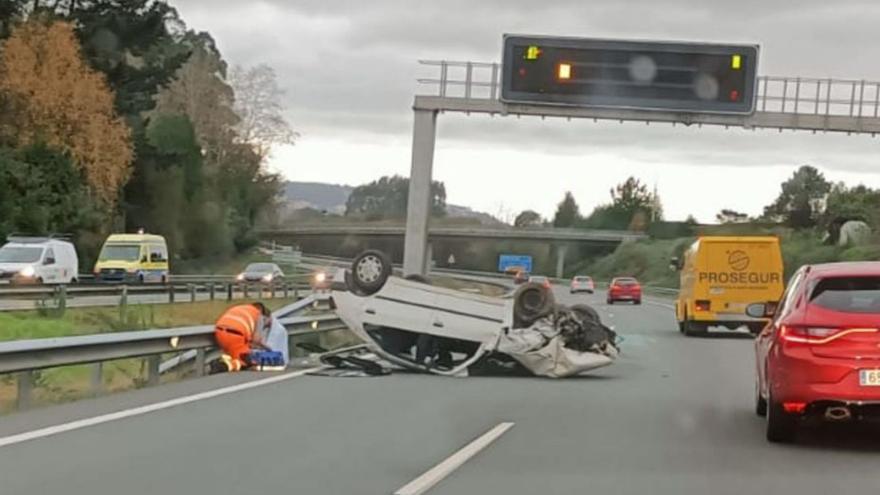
[174,0,880,222]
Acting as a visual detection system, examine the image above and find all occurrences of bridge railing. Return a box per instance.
[417,60,880,119]
[0,294,343,410]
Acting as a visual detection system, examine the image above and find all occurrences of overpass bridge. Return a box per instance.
[259,226,647,276]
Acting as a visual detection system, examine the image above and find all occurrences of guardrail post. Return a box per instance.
[270,283,276,299]
[120,285,128,309]
[146,355,160,387]
[283,283,289,299]
[91,362,103,397]
[243,283,250,299]
[189,284,196,303]
[194,348,206,377]
[226,283,233,301]
[168,284,175,303]
[294,286,299,300]
[209,283,216,301]
[16,371,34,410]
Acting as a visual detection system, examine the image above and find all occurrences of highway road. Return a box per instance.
[1,286,879,494]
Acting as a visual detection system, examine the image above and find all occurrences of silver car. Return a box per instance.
[329,250,619,378]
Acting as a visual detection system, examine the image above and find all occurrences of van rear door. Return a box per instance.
[699,239,783,313]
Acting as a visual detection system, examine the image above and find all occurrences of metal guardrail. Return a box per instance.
[0,280,314,312]
[0,294,344,410]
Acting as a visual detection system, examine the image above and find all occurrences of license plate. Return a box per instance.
[859,369,880,386]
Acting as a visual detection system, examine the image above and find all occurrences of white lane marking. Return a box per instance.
[0,367,322,449]
[394,422,515,495]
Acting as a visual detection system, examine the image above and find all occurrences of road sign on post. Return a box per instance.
[501,35,759,114]
[498,254,533,273]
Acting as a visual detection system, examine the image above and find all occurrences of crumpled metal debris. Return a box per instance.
[496,303,619,378]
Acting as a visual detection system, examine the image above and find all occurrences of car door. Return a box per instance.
[757,268,805,394]
[41,247,59,283]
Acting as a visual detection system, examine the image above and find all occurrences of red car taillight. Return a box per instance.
[779,325,878,345]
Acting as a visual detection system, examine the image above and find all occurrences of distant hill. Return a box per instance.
[282,182,353,214]
[280,181,502,225]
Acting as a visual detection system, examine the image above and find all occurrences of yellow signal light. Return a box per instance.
[731,54,742,70]
[557,62,572,80]
[525,45,541,60]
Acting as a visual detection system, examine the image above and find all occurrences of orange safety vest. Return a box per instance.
[214,304,264,371]
[215,304,262,341]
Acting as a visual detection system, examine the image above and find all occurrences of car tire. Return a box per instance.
[683,320,707,337]
[571,304,601,324]
[607,299,614,305]
[755,382,768,417]
[748,323,764,336]
[404,274,431,285]
[634,299,642,305]
[351,250,392,295]
[513,282,555,327]
[766,394,797,443]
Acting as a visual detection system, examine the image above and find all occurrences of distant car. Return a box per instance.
[236,263,284,283]
[570,276,595,294]
[513,270,529,285]
[752,262,880,443]
[607,277,641,305]
[311,269,333,290]
[529,275,552,289]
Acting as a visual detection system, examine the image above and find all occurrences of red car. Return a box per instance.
[607,277,641,305]
[752,262,880,442]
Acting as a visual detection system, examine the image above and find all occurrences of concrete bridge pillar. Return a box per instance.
[555,244,568,279]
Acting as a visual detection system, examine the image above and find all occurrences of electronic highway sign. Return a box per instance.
[501,35,759,114]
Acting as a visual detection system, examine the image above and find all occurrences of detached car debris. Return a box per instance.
[325,250,619,378]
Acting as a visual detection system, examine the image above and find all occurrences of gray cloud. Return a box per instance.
[173,0,880,176]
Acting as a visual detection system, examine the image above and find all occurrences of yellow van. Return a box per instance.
[672,236,784,336]
[93,233,169,284]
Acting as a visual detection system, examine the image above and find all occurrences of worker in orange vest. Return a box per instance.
[212,302,273,372]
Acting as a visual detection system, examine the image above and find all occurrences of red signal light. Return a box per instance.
[729,89,740,101]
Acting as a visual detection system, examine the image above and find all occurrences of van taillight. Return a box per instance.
[695,300,711,311]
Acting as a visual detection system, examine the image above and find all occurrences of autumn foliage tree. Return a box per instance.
[0,19,132,203]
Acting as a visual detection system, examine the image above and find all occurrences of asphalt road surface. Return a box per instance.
[2,286,880,495]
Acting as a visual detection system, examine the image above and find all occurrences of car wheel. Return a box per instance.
[513,282,555,327]
[571,304,601,324]
[766,394,797,443]
[755,382,768,417]
[634,299,642,305]
[351,250,392,295]
[405,274,431,285]
[607,299,614,305]
[137,274,145,285]
[683,320,707,337]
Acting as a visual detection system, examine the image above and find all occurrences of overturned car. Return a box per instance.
[327,250,619,378]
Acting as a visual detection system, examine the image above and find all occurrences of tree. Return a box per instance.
[0,143,105,245]
[763,165,831,228]
[821,182,880,242]
[229,63,297,159]
[152,31,238,166]
[552,192,581,228]
[514,210,542,228]
[611,177,660,220]
[685,214,699,225]
[0,19,132,203]
[716,209,749,224]
[345,175,446,220]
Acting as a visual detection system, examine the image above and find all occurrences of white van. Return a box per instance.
[0,236,79,285]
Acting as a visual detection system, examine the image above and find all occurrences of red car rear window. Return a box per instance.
[614,279,638,286]
[810,276,880,313]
